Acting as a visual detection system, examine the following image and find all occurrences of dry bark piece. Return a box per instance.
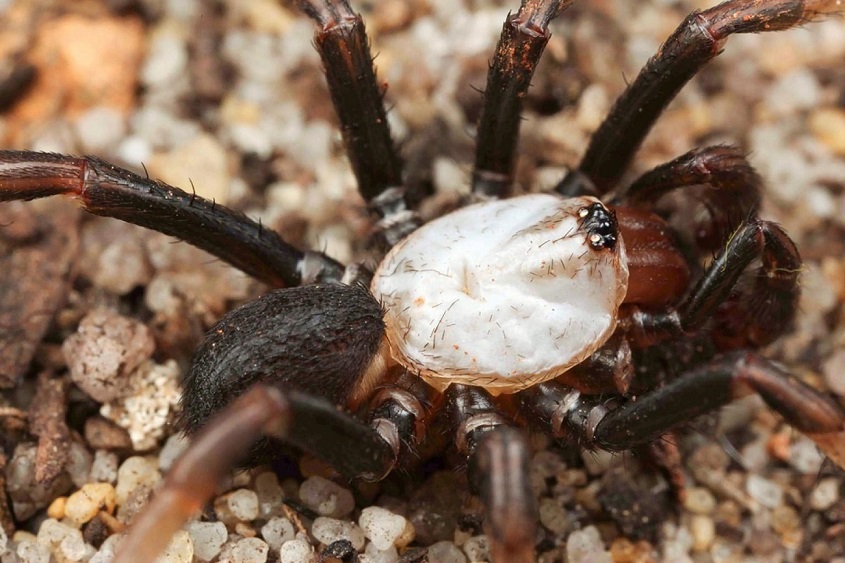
[0,201,80,388]
[28,372,71,484]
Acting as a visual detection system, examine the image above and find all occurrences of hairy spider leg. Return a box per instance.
[620,219,800,350]
[0,151,344,287]
[114,382,415,563]
[681,219,801,348]
[298,0,402,206]
[557,0,843,196]
[518,353,845,464]
[471,0,572,198]
[446,385,537,563]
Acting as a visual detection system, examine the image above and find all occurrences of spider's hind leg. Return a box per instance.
[446,385,537,563]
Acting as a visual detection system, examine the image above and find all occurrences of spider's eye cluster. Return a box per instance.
[579,202,618,251]
[370,194,629,395]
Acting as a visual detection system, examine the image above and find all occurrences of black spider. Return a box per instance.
[0,1,843,561]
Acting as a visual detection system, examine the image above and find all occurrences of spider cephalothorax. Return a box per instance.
[0,1,844,562]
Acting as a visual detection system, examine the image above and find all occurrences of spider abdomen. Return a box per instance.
[371,194,629,395]
[180,283,388,435]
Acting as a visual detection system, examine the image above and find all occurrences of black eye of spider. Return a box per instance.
[579,202,618,251]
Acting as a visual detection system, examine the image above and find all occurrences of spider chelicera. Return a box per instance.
[1,0,844,561]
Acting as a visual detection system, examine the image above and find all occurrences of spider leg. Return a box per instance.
[519,354,845,468]
[114,383,403,563]
[681,219,800,348]
[621,219,800,349]
[297,0,402,207]
[446,385,537,563]
[472,0,571,198]
[616,145,762,249]
[0,151,344,286]
[557,0,842,196]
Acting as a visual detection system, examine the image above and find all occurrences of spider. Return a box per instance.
[0,0,844,561]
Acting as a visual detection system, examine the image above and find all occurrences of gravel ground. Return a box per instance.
[1,0,845,562]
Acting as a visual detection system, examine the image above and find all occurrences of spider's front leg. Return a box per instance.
[0,150,344,286]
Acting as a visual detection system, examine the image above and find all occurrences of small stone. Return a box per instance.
[311,517,365,551]
[427,541,467,563]
[566,526,612,563]
[63,308,155,403]
[255,472,285,519]
[462,535,490,562]
[16,539,51,563]
[261,517,295,552]
[279,539,314,563]
[155,530,194,563]
[810,107,845,156]
[100,360,182,451]
[115,456,161,506]
[810,477,840,511]
[689,515,715,552]
[771,505,801,536]
[746,475,783,509]
[539,497,570,535]
[85,416,134,451]
[47,496,66,520]
[361,541,400,563]
[36,518,85,554]
[147,133,231,204]
[299,476,355,518]
[187,521,228,562]
[788,435,825,474]
[231,537,269,563]
[75,106,127,154]
[90,450,120,484]
[65,482,117,526]
[683,487,716,515]
[359,506,410,551]
[215,489,260,522]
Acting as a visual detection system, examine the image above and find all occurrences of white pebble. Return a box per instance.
[279,539,314,563]
[566,526,612,563]
[75,106,127,154]
[359,507,409,551]
[218,489,260,522]
[16,539,51,563]
[261,517,295,552]
[187,521,228,562]
[115,456,161,505]
[90,450,119,484]
[155,530,194,563]
[311,517,366,551]
[427,541,467,563]
[810,477,841,511]
[231,537,269,563]
[361,541,399,563]
[37,518,83,551]
[462,535,490,562]
[299,476,355,518]
[746,475,783,509]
